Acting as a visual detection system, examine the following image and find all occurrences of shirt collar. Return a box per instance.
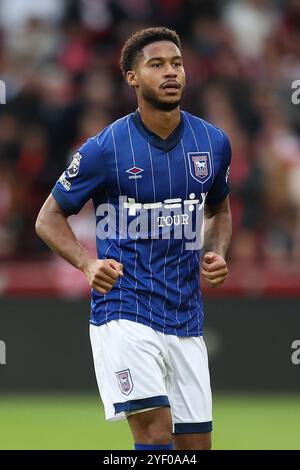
[131,109,184,152]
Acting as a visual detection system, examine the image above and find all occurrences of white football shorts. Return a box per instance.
[89,319,212,434]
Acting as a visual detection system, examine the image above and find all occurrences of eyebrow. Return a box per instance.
[146,55,183,63]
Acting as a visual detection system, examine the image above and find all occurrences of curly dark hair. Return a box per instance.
[120,27,181,78]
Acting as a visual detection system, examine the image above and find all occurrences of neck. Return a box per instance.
[137,101,181,140]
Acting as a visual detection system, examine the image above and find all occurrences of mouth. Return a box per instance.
[160,81,181,91]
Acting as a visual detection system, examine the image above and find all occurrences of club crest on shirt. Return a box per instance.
[188,151,212,184]
[116,369,133,396]
[67,152,82,178]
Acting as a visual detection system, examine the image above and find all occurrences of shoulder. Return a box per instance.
[95,114,133,150]
[75,114,132,166]
[182,111,229,148]
[108,113,133,135]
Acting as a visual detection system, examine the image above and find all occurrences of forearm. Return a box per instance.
[35,199,92,273]
[203,205,232,258]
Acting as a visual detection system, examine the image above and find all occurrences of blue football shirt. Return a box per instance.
[52,110,231,336]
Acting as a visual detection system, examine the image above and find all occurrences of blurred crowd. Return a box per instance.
[0,0,300,266]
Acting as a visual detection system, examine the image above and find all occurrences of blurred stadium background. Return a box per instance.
[0,0,300,450]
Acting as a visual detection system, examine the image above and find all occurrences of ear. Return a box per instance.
[127,70,138,88]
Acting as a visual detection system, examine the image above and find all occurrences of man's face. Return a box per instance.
[128,40,186,111]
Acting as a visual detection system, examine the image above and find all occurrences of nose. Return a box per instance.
[163,63,177,77]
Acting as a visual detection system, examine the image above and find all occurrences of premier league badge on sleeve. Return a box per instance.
[67,152,82,178]
[188,151,212,184]
[226,165,231,182]
[116,369,133,396]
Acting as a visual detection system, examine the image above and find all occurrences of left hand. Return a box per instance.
[201,251,228,288]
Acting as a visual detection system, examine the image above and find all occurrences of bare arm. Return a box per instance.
[35,195,123,294]
[36,194,91,271]
[203,196,232,258]
[201,196,232,287]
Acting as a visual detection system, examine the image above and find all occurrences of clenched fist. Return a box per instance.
[83,258,123,294]
[201,252,228,288]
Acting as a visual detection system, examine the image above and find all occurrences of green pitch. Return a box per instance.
[0,393,299,450]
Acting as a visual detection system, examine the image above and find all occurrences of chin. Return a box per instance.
[141,86,183,112]
[155,99,182,112]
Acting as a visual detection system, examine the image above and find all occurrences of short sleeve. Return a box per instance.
[51,136,106,215]
[205,132,231,206]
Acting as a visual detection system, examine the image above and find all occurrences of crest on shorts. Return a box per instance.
[188,152,212,184]
[116,369,133,396]
[67,152,82,178]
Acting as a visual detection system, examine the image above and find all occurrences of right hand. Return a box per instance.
[83,258,123,295]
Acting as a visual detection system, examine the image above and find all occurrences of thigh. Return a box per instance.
[90,319,170,422]
[166,335,213,436]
